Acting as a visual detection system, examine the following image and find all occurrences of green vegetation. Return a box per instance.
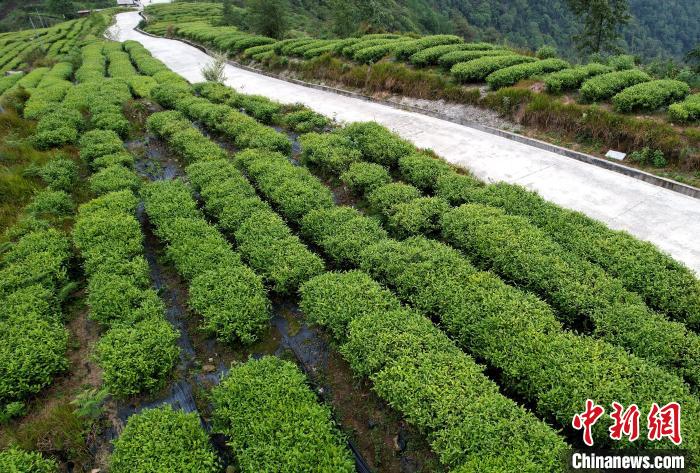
[451,55,537,82]
[669,93,700,123]
[486,58,570,89]
[612,79,690,112]
[543,63,612,93]
[0,447,58,472]
[110,406,219,473]
[579,68,651,102]
[212,356,355,473]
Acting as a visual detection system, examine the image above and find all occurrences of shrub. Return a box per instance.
[211,356,355,473]
[236,149,334,223]
[579,69,651,102]
[95,317,179,397]
[435,180,700,325]
[354,42,407,64]
[142,180,270,344]
[39,158,78,191]
[536,45,557,59]
[281,108,330,133]
[398,153,451,191]
[92,152,136,170]
[608,54,635,71]
[393,35,462,60]
[451,55,536,82]
[79,129,124,164]
[437,49,511,68]
[628,147,667,167]
[109,404,219,473]
[440,204,700,388]
[301,207,388,267]
[26,190,74,217]
[299,271,401,340]
[89,165,141,196]
[0,312,68,405]
[612,79,690,112]
[388,196,450,238]
[409,43,469,67]
[299,132,362,174]
[367,182,421,218]
[110,406,219,473]
[0,447,58,473]
[86,272,163,327]
[340,162,391,194]
[486,58,570,89]
[340,122,414,167]
[668,93,700,123]
[235,210,325,294]
[543,63,612,94]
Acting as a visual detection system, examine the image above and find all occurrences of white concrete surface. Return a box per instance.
[109,11,700,273]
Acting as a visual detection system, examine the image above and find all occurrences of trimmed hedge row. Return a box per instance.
[668,93,700,123]
[150,83,291,154]
[451,55,536,82]
[437,49,511,68]
[612,79,690,112]
[435,179,700,327]
[299,271,567,472]
[195,81,329,132]
[235,148,334,224]
[147,110,227,163]
[23,62,73,120]
[485,58,570,89]
[110,406,219,473]
[212,356,355,472]
[579,69,651,102]
[0,72,23,95]
[0,228,70,408]
[187,158,325,294]
[73,131,179,397]
[339,161,391,194]
[408,43,477,66]
[0,447,58,473]
[142,178,269,346]
[393,35,462,60]
[294,129,700,452]
[440,204,700,387]
[543,63,612,94]
[354,41,409,64]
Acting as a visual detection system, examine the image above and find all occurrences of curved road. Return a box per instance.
[110,10,700,273]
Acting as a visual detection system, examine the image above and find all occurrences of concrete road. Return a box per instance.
[110,11,700,273]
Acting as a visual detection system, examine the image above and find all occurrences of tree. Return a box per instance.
[566,0,631,55]
[247,0,288,39]
[47,0,74,18]
[686,45,700,73]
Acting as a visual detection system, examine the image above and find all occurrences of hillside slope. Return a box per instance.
[283,0,699,60]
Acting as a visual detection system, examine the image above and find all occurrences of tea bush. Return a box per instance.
[186,159,324,294]
[437,49,510,68]
[236,149,334,223]
[387,196,450,238]
[340,162,391,194]
[88,165,141,196]
[212,356,355,473]
[299,271,567,471]
[579,69,651,102]
[142,180,270,344]
[668,93,700,123]
[398,153,451,191]
[299,132,362,174]
[39,158,78,192]
[0,447,58,473]
[543,63,612,94]
[110,405,219,473]
[339,122,414,167]
[612,79,690,112]
[486,58,570,89]
[26,190,74,217]
[440,204,700,388]
[393,35,462,60]
[451,55,536,82]
[95,317,179,397]
[367,182,421,218]
[435,180,700,326]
